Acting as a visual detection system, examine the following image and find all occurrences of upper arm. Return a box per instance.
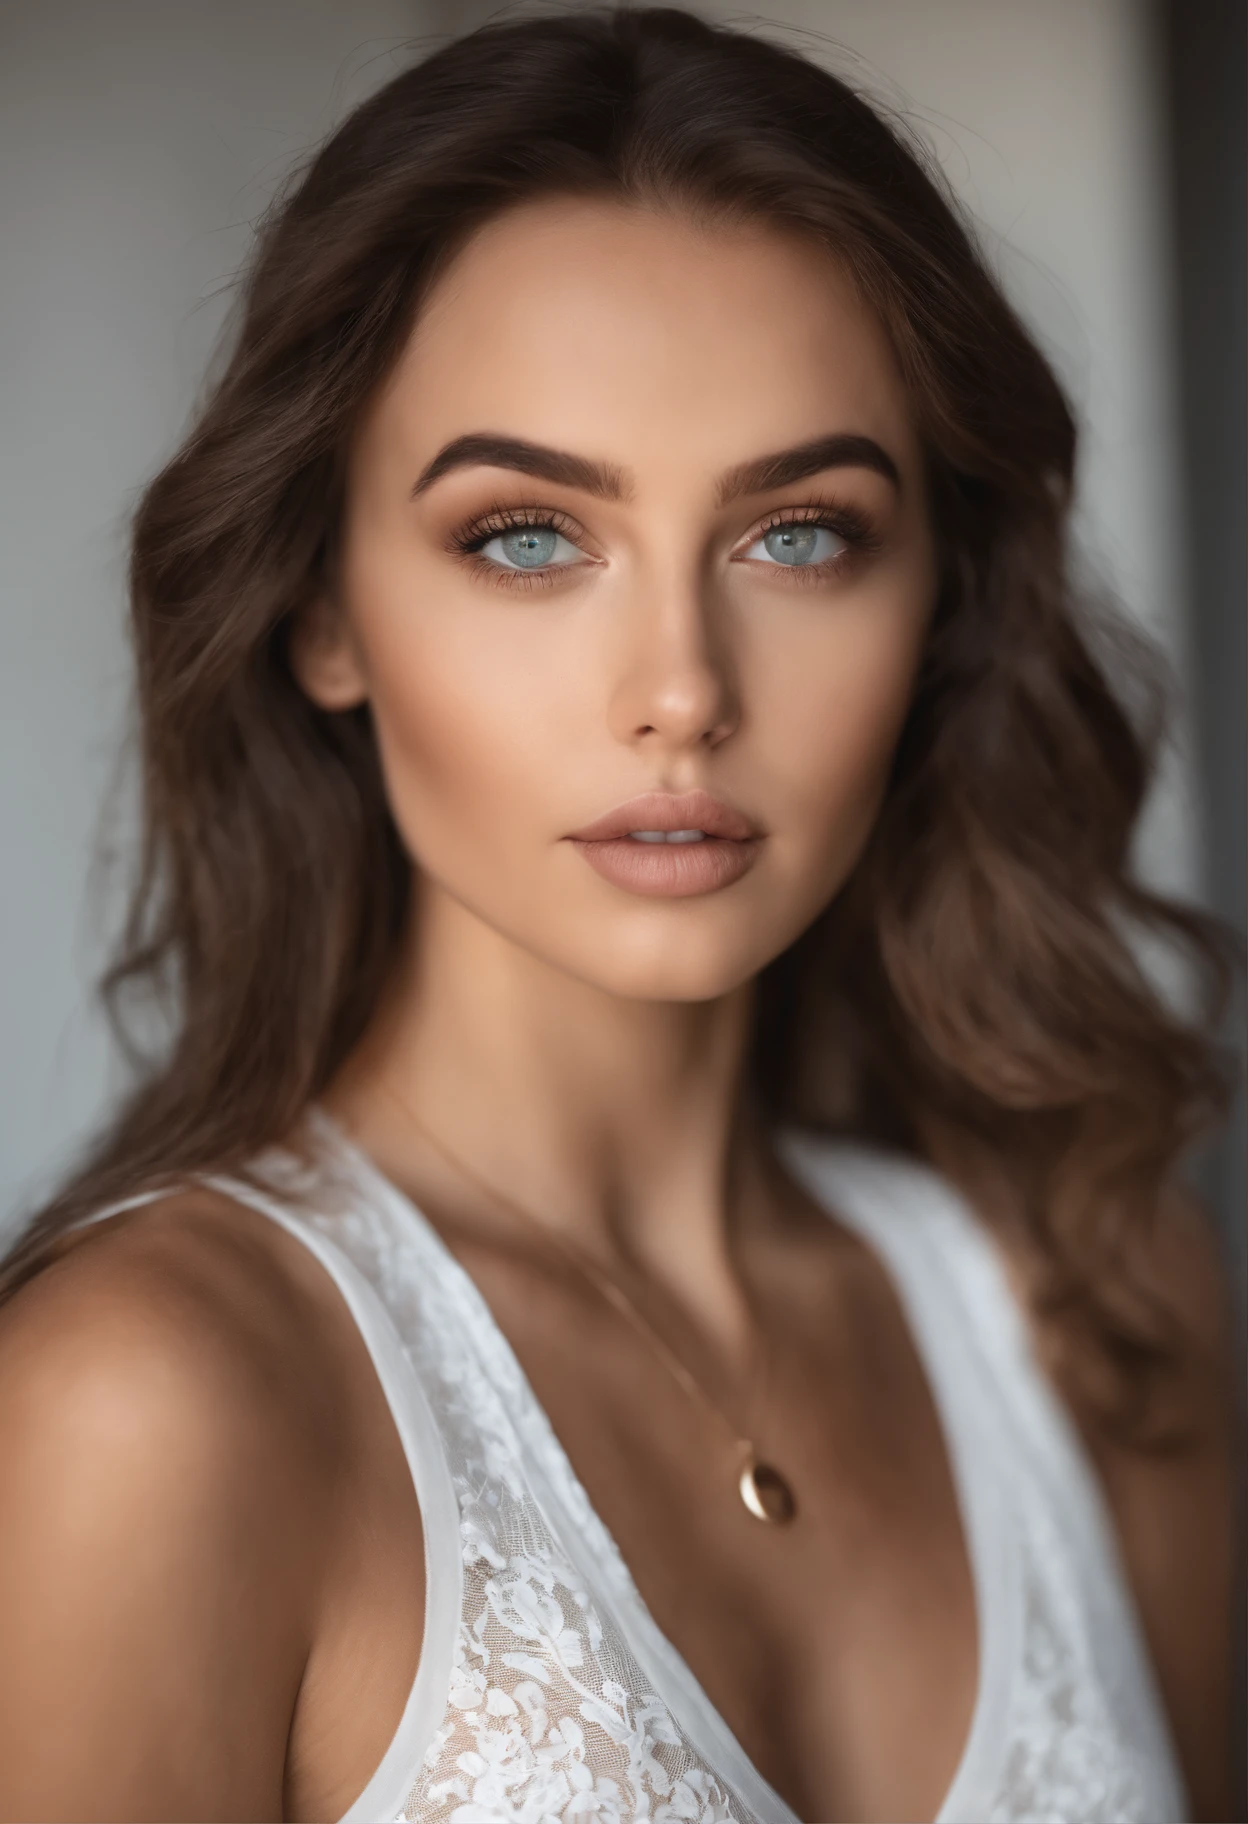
[0,1202,326,1822]
[1091,1184,1243,1824]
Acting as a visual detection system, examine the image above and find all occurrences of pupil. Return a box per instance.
[764,524,818,566]
[503,527,558,568]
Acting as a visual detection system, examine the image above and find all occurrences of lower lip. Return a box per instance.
[568,836,761,897]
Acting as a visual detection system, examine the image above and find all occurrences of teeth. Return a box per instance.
[628,828,708,843]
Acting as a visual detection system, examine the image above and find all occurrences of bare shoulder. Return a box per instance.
[0,1184,357,1488]
[0,1187,348,1820]
[1056,1182,1241,1824]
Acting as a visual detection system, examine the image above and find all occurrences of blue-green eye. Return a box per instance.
[479,525,583,571]
[745,523,847,567]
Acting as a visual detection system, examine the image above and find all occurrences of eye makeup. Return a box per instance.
[741,497,884,587]
[444,498,595,592]
[442,490,885,592]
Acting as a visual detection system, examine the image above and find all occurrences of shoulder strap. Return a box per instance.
[777,1129,1024,1415]
[55,1162,463,1822]
[778,1127,1186,1801]
[66,1187,184,1233]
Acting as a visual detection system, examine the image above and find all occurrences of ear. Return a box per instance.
[288,594,369,711]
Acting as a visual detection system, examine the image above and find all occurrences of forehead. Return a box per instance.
[362,196,920,486]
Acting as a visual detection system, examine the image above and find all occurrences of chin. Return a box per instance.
[562,922,787,1006]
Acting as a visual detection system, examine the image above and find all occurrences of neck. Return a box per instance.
[327,880,780,1346]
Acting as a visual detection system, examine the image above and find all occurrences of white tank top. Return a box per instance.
[76,1109,1187,1823]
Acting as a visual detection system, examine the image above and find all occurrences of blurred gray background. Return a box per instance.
[1,1,1242,1261]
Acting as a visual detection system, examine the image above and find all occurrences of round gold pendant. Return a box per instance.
[738,1457,797,1524]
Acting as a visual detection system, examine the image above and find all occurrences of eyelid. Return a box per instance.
[446,492,882,591]
[445,498,594,558]
[732,497,882,555]
[445,499,600,592]
[450,497,877,550]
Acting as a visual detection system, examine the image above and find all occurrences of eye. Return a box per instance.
[477,524,586,572]
[741,521,849,568]
[447,505,594,589]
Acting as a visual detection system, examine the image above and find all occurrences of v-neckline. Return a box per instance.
[313,1108,1018,1824]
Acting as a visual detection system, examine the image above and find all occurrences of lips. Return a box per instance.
[566,790,759,844]
[565,790,763,898]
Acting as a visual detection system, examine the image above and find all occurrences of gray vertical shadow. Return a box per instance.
[1159,0,1247,1807]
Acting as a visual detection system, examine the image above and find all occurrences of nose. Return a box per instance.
[606,564,741,756]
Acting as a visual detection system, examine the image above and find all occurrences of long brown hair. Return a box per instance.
[7,5,1237,1440]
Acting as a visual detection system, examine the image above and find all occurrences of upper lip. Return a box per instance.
[566,790,761,842]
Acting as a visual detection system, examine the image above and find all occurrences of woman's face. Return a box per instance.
[296,197,938,1001]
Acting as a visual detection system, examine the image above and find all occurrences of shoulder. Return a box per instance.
[1110,1185,1240,1821]
[0,1184,351,1468]
[1102,1177,1239,1452]
[0,1186,346,1816]
[1143,1179,1238,1380]
[1036,1181,1240,1824]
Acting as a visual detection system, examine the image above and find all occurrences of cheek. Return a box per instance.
[753,593,928,886]
[344,553,569,874]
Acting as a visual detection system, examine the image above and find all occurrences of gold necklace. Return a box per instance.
[383,1087,797,1525]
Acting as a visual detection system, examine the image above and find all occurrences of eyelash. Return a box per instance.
[445,495,883,592]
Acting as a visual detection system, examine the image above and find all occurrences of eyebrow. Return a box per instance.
[410,429,901,504]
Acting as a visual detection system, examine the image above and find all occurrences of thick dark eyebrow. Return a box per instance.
[716,432,900,503]
[410,429,900,503]
[412,434,630,501]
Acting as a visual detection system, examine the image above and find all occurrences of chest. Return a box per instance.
[268,1146,1189,1824]
[299,1236,984,1822]
[505,1248,985,1821]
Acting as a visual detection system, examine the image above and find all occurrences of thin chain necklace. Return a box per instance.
[382,1085,797,1525]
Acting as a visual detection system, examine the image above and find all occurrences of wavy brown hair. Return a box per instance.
[5,4,1237,1441]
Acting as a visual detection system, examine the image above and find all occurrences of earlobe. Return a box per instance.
[288,595,370,711]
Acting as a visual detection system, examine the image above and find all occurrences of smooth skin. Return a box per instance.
[0,199,1237,1823]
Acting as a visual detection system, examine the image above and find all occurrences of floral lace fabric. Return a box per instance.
[391,1244,751,1824]
[414,1529,741,1822]
[234,1124,1188,1824]
[250,1133,762,1824]
[983,1498,1173,1824]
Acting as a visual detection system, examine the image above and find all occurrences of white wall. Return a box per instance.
[0,0,427,1227]
[0,0,1202,1229]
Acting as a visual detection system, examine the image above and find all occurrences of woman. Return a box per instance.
[0,7,1238,1821]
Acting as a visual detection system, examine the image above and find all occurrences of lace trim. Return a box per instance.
[248,1119,1187,1824]
[281,1124,769,1823]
